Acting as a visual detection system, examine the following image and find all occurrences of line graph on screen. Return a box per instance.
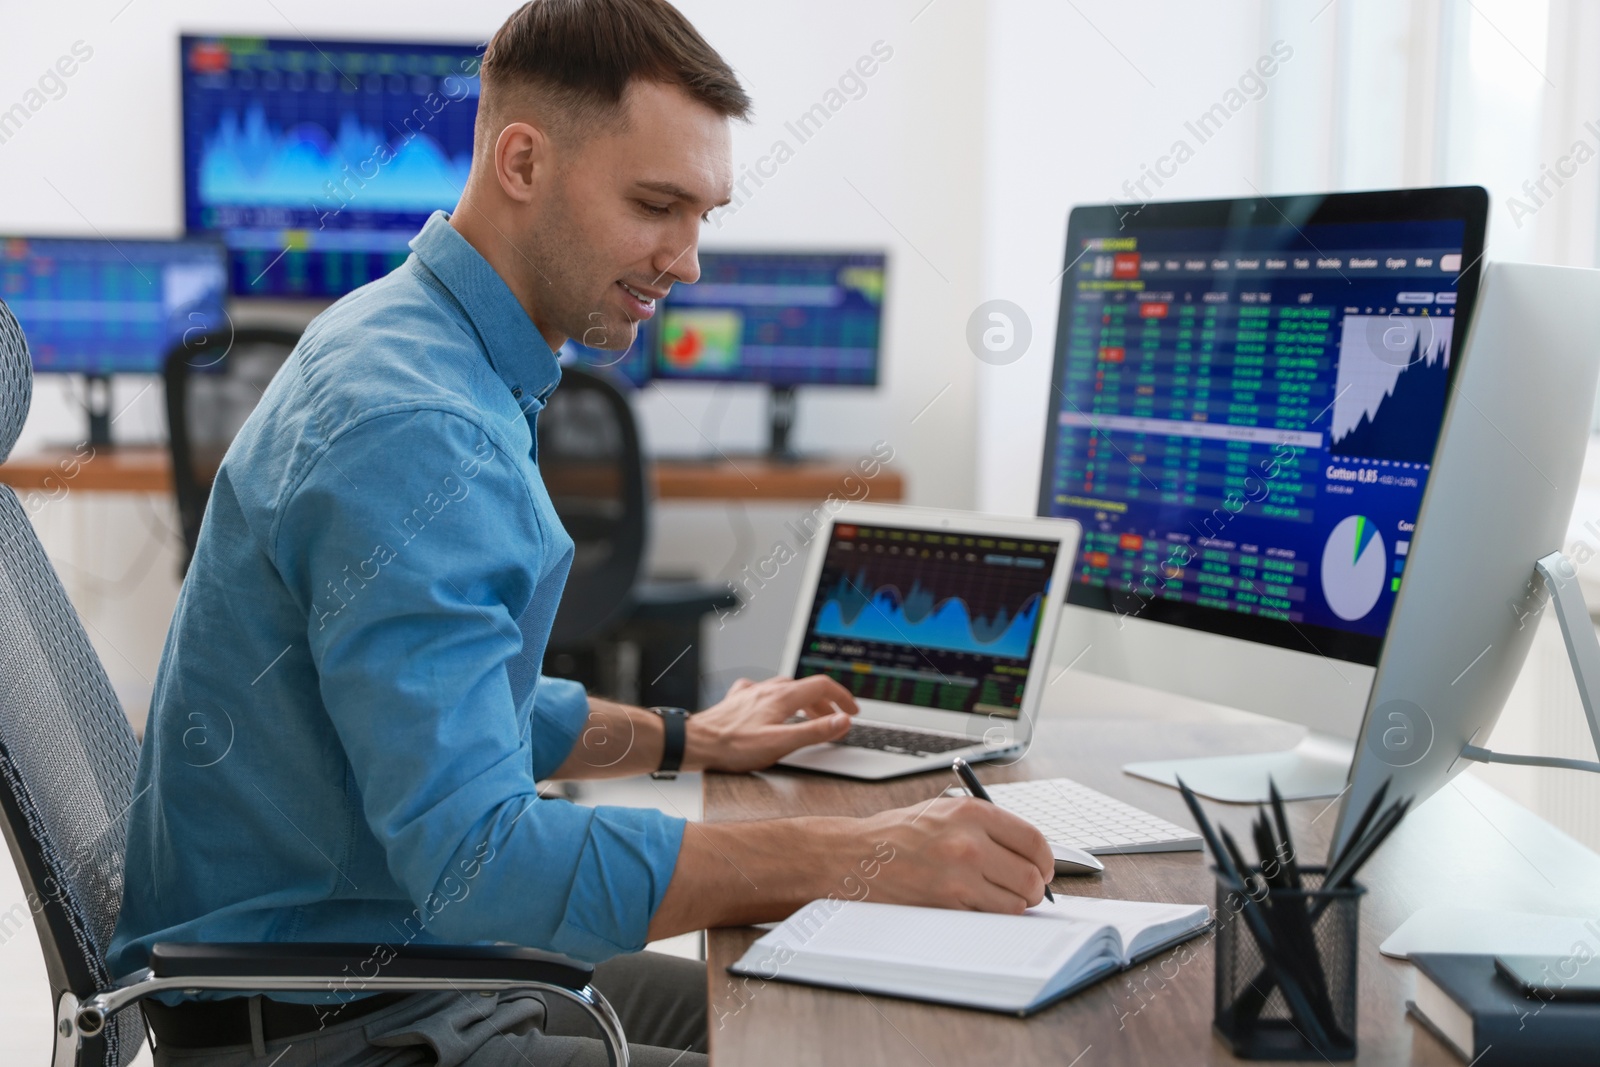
[814,567,1043,659]
[1330,312,1454,463]
[197,106,472,213]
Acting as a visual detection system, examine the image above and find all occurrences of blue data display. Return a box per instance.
[814,571,1042,660]
[559,317,655,388]
[1040,218,1469,664]
[1,236,229,375]
[795,522,1057,718]
[654,251,885,386]
[181,35,482,298]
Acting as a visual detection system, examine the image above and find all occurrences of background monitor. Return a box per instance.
[1036,187,1489,801]
[1,235,229,377]
[180,34,481,299]
[653,249,885,457]
[652,251,885,387]
[559,317,654,389]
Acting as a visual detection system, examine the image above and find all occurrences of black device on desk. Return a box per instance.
[1410,953,1600,1064]
[1494,955,1600,1001]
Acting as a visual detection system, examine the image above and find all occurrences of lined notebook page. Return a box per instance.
[769,901,1098,978]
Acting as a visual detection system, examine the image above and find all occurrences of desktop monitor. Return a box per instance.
[1,235,229,445]
[180,34,482,299]
[1036,187,1489,801]
[653,250,886,456]
[1330,262,1600,869]
[559,317,654,389]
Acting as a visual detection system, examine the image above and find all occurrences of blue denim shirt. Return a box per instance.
[108,212,686,995]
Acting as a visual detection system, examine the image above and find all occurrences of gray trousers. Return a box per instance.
[151,951,708,1067]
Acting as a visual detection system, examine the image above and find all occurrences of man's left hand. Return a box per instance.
[684,675,859,773]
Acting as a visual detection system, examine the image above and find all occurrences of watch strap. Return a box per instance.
[651,706,689,779]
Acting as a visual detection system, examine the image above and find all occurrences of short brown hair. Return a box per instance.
[477,0,751,144]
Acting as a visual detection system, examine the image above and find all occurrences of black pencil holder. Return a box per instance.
[1212,866,1364,1061]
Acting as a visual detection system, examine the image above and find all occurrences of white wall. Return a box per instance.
[975,0,1269,516]
[0,0,987,712]
[630,0,988,693]
[974,0,1600,515]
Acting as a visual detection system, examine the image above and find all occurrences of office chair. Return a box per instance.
[539,364,737,708]
[163,326,302,574]
[0,302,631,1067]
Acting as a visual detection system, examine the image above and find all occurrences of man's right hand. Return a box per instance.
[648,791,1058,940]
[854,796,1055,913]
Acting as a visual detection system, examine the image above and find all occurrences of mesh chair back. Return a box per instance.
[164,327,300,571]
[537,365,647,648]
[0,300,144,1067]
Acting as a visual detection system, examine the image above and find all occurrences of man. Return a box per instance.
[110,2,1054,1064]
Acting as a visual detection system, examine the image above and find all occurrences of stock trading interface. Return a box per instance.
[0,236,229,375]
[795,522,1058,718]
[1040,217,1469,664]
[654,252,885,386]
[181,36,482,298]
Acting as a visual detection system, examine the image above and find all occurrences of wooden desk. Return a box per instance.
[703,674,1600,1065]
[0,445,904,502]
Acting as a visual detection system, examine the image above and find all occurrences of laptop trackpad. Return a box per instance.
[780,743,923,777]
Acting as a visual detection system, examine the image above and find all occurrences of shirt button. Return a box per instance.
[512,387,523,398]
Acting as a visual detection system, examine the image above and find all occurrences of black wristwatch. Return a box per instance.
[650,706,691,780]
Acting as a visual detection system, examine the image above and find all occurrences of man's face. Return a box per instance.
[523,81,733,351]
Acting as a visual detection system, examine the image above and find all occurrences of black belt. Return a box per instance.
[143,991,413,1049]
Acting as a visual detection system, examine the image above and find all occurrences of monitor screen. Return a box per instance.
[1,236,229,375]
[1037,189,1488,666]
[653,251,885,386]
[793,520,1060,718]
[180,35,482,299]
[559,317,654,388]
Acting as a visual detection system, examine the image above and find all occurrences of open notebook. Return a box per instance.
[729,895,1211,1016]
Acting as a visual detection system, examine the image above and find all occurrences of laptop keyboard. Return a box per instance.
[949,776,1203,854]
[833,723,980,757]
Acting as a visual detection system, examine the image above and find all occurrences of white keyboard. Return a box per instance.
[954,776,1203,855]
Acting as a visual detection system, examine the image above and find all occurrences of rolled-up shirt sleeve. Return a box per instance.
[529,674,588,781]
[273,408,685,960]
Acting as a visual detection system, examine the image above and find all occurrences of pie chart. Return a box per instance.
[1321,515,1387,621]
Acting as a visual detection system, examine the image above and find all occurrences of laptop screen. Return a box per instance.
[794,521,1062,719]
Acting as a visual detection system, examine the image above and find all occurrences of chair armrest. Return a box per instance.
[149,942,593,990]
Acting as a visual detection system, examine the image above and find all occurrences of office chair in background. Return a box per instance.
[0,302,631,1067]
[538,364,737,709]
[163,326,302,574]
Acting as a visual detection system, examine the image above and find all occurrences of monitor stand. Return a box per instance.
[1123,731,1354,803]
[83,373,114,449]
[766,385,800,463]
[1455,551,1600,776]
[1381,553,1600,955]
[1123,552,1600,804]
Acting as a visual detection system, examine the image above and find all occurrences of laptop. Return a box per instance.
[777,503,1081,780]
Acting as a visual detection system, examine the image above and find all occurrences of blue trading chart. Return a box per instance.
[795,521,1057,717]
[181,36,481,298]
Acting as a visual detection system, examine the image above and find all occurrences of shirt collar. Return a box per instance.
[409,210,562,409]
